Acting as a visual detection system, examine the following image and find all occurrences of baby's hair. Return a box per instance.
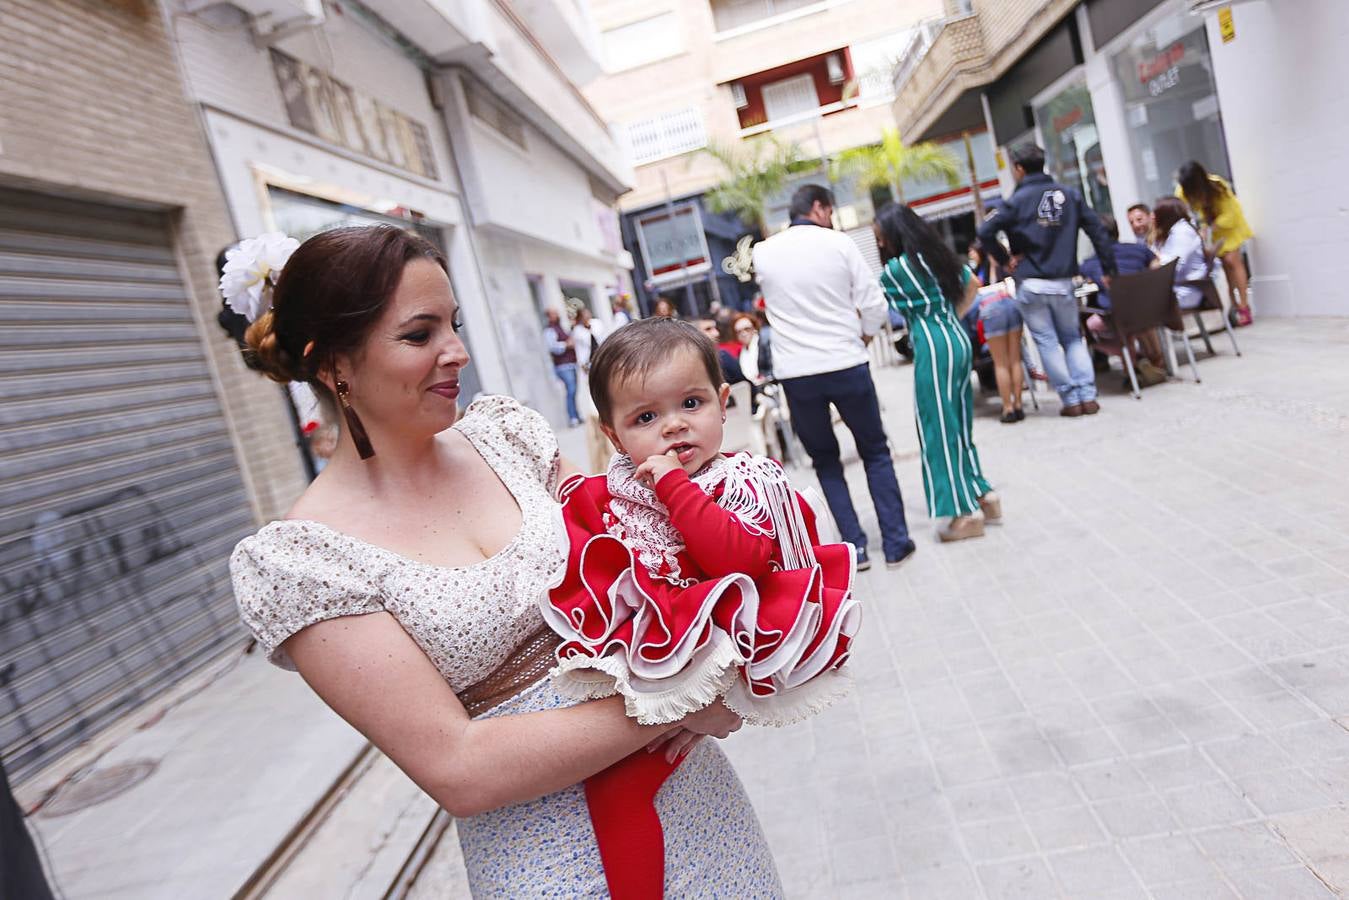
[589,317,723,425]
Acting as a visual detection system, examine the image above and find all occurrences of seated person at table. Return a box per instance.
[1083,215,1166,386]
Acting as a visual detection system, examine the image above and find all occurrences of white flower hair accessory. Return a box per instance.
[219,231,300,322]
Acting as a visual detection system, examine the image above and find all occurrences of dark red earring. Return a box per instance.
[335,379,375,460]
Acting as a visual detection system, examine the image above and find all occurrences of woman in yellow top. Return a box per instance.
[1176,160,1255,326]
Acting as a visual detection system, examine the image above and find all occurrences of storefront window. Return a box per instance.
[634,203,711,283]
[1112,12,1231,205]
[1034,81,1113,214]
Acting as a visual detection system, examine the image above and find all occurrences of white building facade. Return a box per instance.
[171,0,634,425]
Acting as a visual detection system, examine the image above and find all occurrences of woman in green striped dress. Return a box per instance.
[874,204,1001,542]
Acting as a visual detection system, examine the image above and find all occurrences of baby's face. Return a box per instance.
[602,348,729,476]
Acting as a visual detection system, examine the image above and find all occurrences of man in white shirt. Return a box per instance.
[752,185,914,570]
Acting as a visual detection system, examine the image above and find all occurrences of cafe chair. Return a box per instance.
[1096,261,1201,399]
[1183,275,1242,358]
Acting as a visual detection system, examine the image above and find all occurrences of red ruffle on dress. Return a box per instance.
[542,452,860,898]
[540,452,860,727]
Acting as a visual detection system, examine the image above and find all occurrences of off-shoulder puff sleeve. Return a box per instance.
[463,395,561,495]
[230,523,385,671]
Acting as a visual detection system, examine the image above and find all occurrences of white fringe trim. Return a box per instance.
[549,631,743,725]
[723,667,854,727]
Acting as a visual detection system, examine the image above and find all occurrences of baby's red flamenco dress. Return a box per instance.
[540,452,860,898]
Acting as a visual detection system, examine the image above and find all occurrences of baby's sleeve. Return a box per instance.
[230,527,385,671]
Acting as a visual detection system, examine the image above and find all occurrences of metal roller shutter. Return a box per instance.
[845,223,884,276]
[0,188,254,785]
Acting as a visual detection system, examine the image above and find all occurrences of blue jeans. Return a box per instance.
[1018,284,1097,406]
[554,363,580,423]
[781,363,912,559]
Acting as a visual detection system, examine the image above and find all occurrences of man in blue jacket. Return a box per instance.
[978,145,1117,416]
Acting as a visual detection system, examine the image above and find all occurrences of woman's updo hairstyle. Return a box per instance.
[244,224,447,390]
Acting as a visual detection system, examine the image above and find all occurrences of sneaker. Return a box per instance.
[855,547,872,572]
[886,542,917,569]
[1081,400,1101,415]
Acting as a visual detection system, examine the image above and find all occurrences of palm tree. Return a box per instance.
[698,137,805,233]
[831,128,960,204]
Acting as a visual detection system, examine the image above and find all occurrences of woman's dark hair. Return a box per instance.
[1151,196,1191,242]
[588,317,722,425]
[1177,160,1226,224]
[243,225,446,389]
[874,203,965,306]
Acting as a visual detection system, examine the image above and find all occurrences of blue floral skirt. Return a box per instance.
[458,678,783,898]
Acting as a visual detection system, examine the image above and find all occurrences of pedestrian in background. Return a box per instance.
[1153,196,1212,312]
[1176,160,1255,326]
[876,203,1000,542]
[651,297,678,318]
[1081,214,1165,387]
[753,184,915,570]
[1127,203,1153,246]
[696,317,747,387]
[610,293,634,328]
[732,312,771,384]
[543,306,581,426]
[978,144,1116,418]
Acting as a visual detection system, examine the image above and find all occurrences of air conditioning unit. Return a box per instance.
[183,0,325,40]
[826,53,846,85]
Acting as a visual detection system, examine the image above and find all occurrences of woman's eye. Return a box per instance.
[635,412,656,425]
[452,316,465,333]
[683,397,701,410]
[401,330,430,344]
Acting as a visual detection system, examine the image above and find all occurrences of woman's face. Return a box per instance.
[733,317,756,347]
[654,299,675,318]
[336,258,470,439]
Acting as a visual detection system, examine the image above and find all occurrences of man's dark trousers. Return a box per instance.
[781,362,912,559]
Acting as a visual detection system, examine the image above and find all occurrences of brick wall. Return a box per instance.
[0,0,308,521]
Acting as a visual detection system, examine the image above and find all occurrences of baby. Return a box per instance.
[540,317,860,896]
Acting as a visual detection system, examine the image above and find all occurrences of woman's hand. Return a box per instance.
[644,699,743,763]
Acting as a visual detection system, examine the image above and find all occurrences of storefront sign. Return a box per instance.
[635,204,711,281]
[1218,7,1236,43]
[271,49,439,180]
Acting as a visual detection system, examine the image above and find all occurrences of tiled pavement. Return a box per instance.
[723,317,1349,898]
[26,319,1349,898]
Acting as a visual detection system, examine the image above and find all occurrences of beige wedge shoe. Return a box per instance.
[938,514,986,543]
[978,492,1002,525]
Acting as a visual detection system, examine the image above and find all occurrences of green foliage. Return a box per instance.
[698,137,805,231]
[831,128,960,203]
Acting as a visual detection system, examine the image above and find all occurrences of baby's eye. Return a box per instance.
[635,411,656,425]
[682,397,702,410]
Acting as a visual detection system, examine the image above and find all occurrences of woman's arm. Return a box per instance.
[953,270,981,319]
[286,611,739,818]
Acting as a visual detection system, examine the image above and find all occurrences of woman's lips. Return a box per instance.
[428,381,460,399]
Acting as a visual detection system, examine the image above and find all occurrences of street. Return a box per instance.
[26,318,1349,899]
[725,316,1349,898]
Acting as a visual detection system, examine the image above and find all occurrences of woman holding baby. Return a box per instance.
[227,225,852,897]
